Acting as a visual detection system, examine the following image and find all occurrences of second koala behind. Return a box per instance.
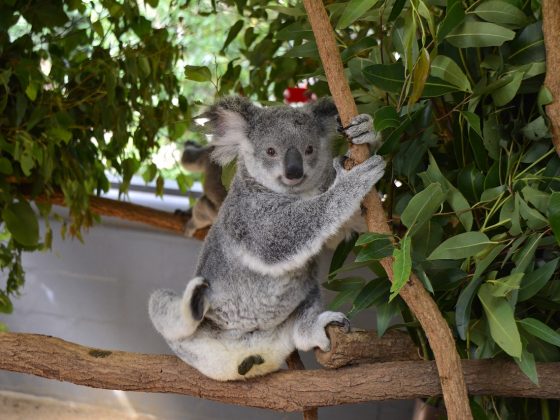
[149,97,385,381]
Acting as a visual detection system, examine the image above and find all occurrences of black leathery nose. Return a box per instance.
[284,147,303,179]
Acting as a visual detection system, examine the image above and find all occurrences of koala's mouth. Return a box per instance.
[280,175,306,187]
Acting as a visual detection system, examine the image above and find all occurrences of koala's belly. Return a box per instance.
[170,321,295,381]
[206,270,315,332]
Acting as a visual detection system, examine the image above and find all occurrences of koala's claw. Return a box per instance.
[327,317,351,334]
[340,114,381,147]
[313,311,350,352]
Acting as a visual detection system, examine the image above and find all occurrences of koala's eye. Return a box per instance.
[266,147,277,157]
[305,145,314,155]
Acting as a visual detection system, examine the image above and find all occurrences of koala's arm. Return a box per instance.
[228,155,385,276]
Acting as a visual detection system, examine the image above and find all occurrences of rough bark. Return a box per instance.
[543,0,560,156]
[2,332,560,411]
[316,326,419,368]
[301,1,472,419]
[286,352,318,420]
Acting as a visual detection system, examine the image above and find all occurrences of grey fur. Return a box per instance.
[149,97,385,381]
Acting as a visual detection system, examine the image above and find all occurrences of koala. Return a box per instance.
[179,141,227,237]
[149,97,385,381]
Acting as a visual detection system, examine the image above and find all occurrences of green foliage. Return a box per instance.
[0,0,192,308]
[1,0,559,415]
[223,0,560,414]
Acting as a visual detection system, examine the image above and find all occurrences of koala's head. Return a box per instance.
[205,96,338,194]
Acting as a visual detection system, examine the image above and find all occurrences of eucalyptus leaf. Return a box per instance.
[514,347,539,385]
[389,236,412,301]
[355,239,394,262]
[506,22,544,65]
[446,21,515,48]
[456,244,507,339]
[409,48,431,106]
[478,283,522,357]
[522,186,550,214]
[431,55,471,92]
[481,185,505,202]
[401,183,446,235]
[472,1,527,28]
[330,232,359,274]
[373,106,400,131]
[487,273,524,297]
[518,258,559,302]
[519,199,548,230]
[323,277,365,292]
[437,0,465,41]
[512,232,543,274]
[355,232,393,246]
[492,71,523,107]
[184,65,212,82]
[2,200,39,246]
[428,232,493,260]
[549,192,560,245]
[284,42,319,58]
[336,0,380,29]
[518,318,560,347]
[363,63,458,96]
[349,279,388,316]
[376,301,400,336]
[221,20,244,51]
[521,117,550,141]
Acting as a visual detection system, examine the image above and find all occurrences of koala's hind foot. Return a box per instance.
[237,354,265,376]
[294,310,350,352]
[182,276,209,323]
[148,277,209,342]
[338,114,382,149]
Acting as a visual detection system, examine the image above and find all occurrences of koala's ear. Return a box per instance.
[203,97,257,166]
[305,97,339,135]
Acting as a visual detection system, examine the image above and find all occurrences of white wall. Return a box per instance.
[0,212,413,419]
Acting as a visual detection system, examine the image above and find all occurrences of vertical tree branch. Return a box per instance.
[301,1,472,419]
[543,0,560,156]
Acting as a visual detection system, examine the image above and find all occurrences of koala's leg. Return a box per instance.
[291,288,349,352]
[149,277,209,341]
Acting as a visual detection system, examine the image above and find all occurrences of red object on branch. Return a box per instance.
[284,87,312,103]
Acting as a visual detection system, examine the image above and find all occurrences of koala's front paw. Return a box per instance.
[313,311,350,352]
[351,154,386,187]
[339,114,381,147]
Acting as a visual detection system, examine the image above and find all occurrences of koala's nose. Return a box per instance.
[284,147,303,180]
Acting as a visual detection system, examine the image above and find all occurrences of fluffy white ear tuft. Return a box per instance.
[204,97,257,166]
[208,110,249,165]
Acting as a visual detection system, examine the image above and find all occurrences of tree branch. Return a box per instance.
[316,326,419,368]
[301,1,472,419]
[543,0,560,156]
[37,192,209,241]
[2,332,560,411]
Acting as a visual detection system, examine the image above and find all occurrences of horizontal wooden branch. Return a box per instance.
[37,192,209,240]
[36,192,420,370]
[2,332,560,412]
[315,325,419,368]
